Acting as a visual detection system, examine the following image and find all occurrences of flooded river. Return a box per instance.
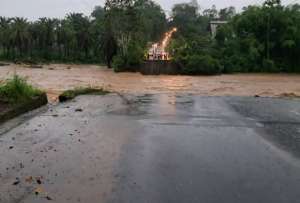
[0,63,300,102]
[1,63,300,202]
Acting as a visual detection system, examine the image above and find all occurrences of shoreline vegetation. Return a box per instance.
[1,63,300,102]
[0,75,110,123]
[0,0,299,75]
[0,75,48,123]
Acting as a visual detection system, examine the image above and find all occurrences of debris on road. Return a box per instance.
[46,196,53,200]
[34,186,44,195]
[25,176,33,183]
[75,108,83,112]
[12,178,20,185]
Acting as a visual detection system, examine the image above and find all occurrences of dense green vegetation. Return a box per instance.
[0,0,167,68]
[169,0,300,74]
[0,0,299,74]
[0,75,43,104]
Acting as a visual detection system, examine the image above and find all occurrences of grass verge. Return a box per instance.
[0,75,47,123]
[58,87,110,102]
[0,75,43,104]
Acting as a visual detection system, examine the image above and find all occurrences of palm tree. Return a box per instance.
[57,19,77,60]
[67,13,92,59]
[10,17,29,57]
[36,18,57,59]
[0,17,12,58]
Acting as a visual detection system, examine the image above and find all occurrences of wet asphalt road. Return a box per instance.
[1,94,300,203]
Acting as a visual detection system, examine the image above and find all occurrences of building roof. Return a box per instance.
[210,21,228,25]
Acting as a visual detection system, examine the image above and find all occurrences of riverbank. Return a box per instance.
[1,63,300,102]
[0,75,48,123]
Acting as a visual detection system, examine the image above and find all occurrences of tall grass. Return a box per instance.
[0,75,42,104]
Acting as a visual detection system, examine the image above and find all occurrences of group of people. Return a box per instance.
[146,28,177,61]
[147,52,169,61]
[147,43,169,61]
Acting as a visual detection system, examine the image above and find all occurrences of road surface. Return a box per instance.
[0,94,300,203]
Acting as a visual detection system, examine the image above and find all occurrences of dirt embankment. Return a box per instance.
[0,93,48,124]
[1,63,300,102]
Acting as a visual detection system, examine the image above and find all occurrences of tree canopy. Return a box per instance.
[168,0,300,74]
[0,0,300,74]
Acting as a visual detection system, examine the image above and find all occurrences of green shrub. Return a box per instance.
[112,55,126,72]
[127,42,144,67]
[112,41,145,72]
[223,55,249,73]
[0,75,42,104]
[262,59,279,72]
[183,55,222,75]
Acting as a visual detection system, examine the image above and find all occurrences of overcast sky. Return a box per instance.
[0,0,298,20]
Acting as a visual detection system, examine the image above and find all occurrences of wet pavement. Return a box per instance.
[0,94,300,203]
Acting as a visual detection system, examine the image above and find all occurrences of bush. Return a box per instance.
[112,55,126,72]
[127,42,144,67]
[262,59,279,72]
[0,75,42,104]
[112,42,145,72]
[223,55,249,73]
[182,55,222,75]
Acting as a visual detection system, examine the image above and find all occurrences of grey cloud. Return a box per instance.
[0,0,297,20]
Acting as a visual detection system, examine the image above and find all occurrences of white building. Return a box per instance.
[210,21,228,38]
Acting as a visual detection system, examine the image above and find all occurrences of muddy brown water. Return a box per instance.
[0,63,300,102]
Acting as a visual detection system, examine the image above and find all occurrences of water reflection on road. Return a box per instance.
[0,94,300,202]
